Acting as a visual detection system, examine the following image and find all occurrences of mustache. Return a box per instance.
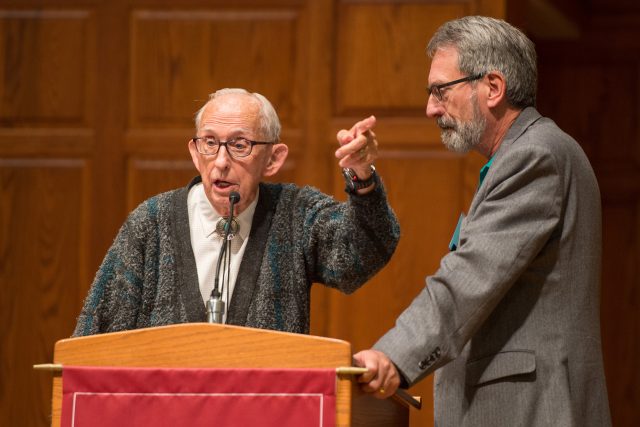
[437,116,457,129]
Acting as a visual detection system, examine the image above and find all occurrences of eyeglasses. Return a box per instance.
[192,136,275,158]
[427,73,484,102]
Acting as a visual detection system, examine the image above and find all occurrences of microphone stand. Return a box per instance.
[207,192,240,323]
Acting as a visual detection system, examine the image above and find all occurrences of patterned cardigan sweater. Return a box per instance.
[73,176,400,336]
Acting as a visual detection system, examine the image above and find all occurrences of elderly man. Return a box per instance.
[73,88,399,336]
[353,16,611,427]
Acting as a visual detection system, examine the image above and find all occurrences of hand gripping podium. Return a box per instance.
[39,323,419,426]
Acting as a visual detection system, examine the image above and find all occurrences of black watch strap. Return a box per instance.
[342,165,376,193]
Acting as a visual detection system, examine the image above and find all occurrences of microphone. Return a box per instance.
[207,191,241,323]
[229,191,240,205]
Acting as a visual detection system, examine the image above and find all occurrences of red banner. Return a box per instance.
[61,366,336,427]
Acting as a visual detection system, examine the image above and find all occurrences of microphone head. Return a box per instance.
[229,191,241,204]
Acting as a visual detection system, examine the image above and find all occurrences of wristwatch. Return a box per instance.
[342,165,376,193]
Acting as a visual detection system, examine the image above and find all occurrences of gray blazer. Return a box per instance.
[374,107,611,426]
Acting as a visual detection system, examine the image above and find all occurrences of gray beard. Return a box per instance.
[437,97,486,153]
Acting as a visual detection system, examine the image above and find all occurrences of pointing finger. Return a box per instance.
[353,115,376,136]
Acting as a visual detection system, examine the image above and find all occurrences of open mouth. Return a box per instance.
[214,180,235,189]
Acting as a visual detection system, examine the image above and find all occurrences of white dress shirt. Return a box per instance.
[187,183,256,323]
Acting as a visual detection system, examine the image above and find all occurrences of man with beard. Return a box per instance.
[352,16,611,427]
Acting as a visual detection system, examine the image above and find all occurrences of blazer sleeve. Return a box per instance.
[374,142,564,385]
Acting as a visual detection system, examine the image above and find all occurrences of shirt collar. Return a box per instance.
[192,184,257,240]
[478,156,495,188]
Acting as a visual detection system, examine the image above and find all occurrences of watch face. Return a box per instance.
[342,168,357,191]
[342,168,355,179]
[342,167,375,192]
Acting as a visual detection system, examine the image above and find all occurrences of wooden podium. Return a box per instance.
[41,323,418,426]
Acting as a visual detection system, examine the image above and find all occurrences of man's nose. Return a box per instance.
[214,144,232,168]
[426,95,444,118]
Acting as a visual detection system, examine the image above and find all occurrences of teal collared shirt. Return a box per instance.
[449,156,494,251]
[478,156,494,189]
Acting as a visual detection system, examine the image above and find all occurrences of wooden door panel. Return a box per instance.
[600,203,640,426]
[0,159,89,426]
[130,8,303,130]
[126,158,197,210]
[335,2,472,115]
[537,61,636,162]
[326,151,466,345]
[0,10,95,126]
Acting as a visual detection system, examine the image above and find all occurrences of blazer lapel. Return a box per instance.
[470,107,543,210]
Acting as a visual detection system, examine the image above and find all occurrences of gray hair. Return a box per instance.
[427,16,537,108]
[194,88,281,141]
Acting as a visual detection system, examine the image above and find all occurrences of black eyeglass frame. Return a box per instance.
[427,73,485,102]
[191,136,276,158]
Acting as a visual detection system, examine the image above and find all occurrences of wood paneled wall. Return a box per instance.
[1,0,638,426]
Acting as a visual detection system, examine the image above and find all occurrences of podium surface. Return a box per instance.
[47,323,414,426]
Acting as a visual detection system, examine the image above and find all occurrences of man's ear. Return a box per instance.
[188,139,202,172]
[485,71,507,108]
[263,143,289,177]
